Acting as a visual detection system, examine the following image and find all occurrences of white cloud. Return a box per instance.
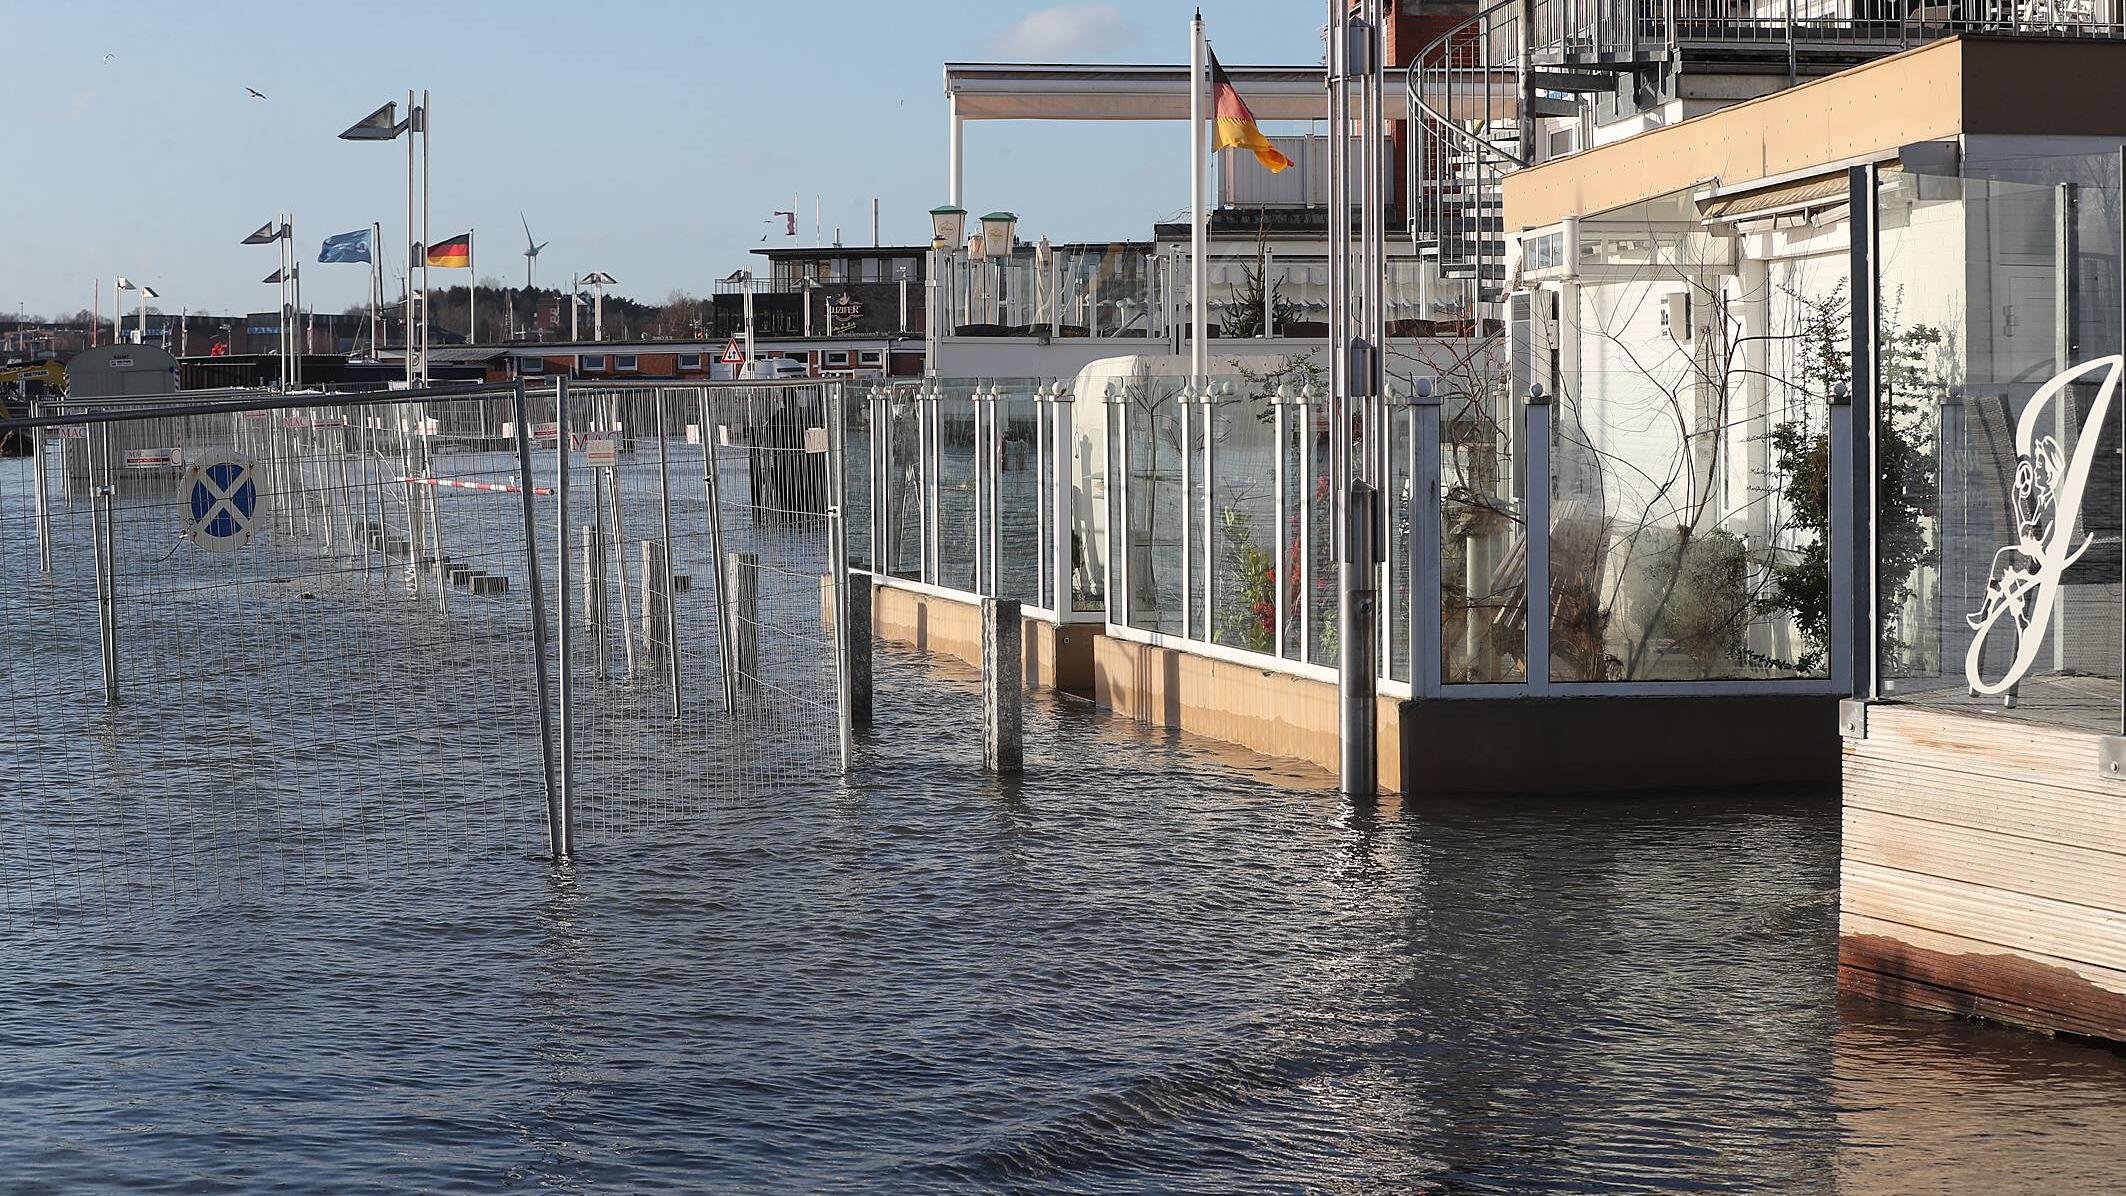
[987,5,1139,60]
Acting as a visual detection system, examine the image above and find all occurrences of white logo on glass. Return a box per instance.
[1965,354,2120,696]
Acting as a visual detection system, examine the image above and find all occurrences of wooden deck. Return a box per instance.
[1841,703,2126,1041]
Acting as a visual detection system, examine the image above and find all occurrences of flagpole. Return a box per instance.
[421,88,432,386]
[405,89,416,387]
[1189,10,1208,383]
[292,220,303,389]
[371,221,383,360]
[468,228,476,345]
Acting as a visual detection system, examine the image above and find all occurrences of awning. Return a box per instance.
[943,63,1419,122]
[1697,173,1851,223]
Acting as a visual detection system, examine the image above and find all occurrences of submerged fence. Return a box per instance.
[0,379,853,925]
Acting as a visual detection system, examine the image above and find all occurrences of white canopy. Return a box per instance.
[942,63,1414,122]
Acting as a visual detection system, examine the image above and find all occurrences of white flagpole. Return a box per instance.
[421,89,431,386]
[1189,11,1208,382]
[405,89,416,387]
[371,221,383,359]
[468,228,476,345]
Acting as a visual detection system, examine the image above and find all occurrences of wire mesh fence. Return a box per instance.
[549,380,850,850]
[0,378,855,924]
[0,387,554,928]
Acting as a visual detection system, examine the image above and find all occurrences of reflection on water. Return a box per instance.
[3,646,2124,1193]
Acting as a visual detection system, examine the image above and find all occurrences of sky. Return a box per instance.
[5,1,1322,320]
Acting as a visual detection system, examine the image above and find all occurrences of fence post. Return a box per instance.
[1524,384,1553,695]
[511,382,565,862]
[30,398,51,575]
[983,596,1023,773]
[728,549,759,698]
[555,377,577,857]
[89,421,119,707]
[1412,378,1443,697]
[703,408,739,714]
[653,388,681,719]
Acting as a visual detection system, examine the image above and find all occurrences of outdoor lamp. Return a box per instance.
[980,211,1018,256]
[929,205,967,252]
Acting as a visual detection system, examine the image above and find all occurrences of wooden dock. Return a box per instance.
[1841,703,2126,1042]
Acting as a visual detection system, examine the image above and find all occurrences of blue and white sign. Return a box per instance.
[181,451,260,552]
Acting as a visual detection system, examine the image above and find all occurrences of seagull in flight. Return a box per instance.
[245,87,267,100]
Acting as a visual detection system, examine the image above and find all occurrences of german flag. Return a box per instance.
[1210,50,1292,174]
[426,233,471,268]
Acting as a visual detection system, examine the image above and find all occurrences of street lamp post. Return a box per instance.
[580,273,616,342]
[339,93,427,386]
[926,205,966,376]
[979,211,1017,327]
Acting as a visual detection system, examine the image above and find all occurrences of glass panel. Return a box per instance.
[1209,380,1279,654]
[994,383,1042,606]
[1185,398,1204,639]
[934,386,978,592]
[1387,403,1413,683]
[1443,369,1523,683]
[840,385,871,572]
[1876,164,2123,731]
[1306,390,1340,666]
[1281,396,1305,658]
[1122,374,1185,633]
[881,386,924,581]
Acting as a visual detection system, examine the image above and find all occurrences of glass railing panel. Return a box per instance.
[879,386,924,582]
[994,381,1044,606]
[1207,380,1280,654]
[934,384,979,592]
[1119,374,1186,634]
[1442,372,1525,684]
[1874,165,2122,730]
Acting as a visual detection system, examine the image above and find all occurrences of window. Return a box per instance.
[825,350,849,366]
[678,353,702,370]
[614,354,638,372]
[859,350,883,366]
[859,257,882,282]
[520,357,543,373]
[580,354,606,372]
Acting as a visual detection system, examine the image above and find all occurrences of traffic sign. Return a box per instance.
[720,338,745,365]
[181,451,259,552]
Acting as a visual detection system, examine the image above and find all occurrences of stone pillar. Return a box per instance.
[848,570,873,727]
[983,597,1022,773]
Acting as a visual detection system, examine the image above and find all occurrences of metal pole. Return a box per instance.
[655,390,681,718]
[828,391,854,769]
[512,382,564,861]
[30,398,50,575]
[421,90,431,387]
[553,376,576,857]
[1189,11,1208,380]
[405,89,416,389]
[89,421,118,706]
[703,393,738,714]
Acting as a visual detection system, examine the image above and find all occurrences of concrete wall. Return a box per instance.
[1091,633,1408,791]
[869,580,1097,697]
[1841,704,2126,1042]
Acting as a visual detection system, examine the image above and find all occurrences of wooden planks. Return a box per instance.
[1841,703,2126,1041]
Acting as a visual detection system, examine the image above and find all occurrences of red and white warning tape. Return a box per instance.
[392,475,554,496]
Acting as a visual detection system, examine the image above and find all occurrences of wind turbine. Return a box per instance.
[520,213,549,290]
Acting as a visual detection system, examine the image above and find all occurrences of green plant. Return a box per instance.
[1763,283,1941,674]
[1218,506,1277,652]
[1624,526,1754,674]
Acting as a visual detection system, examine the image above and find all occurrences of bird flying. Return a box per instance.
[246,87,267,100]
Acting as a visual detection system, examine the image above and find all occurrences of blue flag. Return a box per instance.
[319,228,373,264]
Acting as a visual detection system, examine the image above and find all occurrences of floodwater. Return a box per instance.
[4,651,2124,1193]
[5,428,2126,1195]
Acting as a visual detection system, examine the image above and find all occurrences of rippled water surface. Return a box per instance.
[7,645,2126,1195]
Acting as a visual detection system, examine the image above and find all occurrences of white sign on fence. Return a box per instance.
[125,447,178,468]
[685,424,700,445]
[586,439,619,468]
